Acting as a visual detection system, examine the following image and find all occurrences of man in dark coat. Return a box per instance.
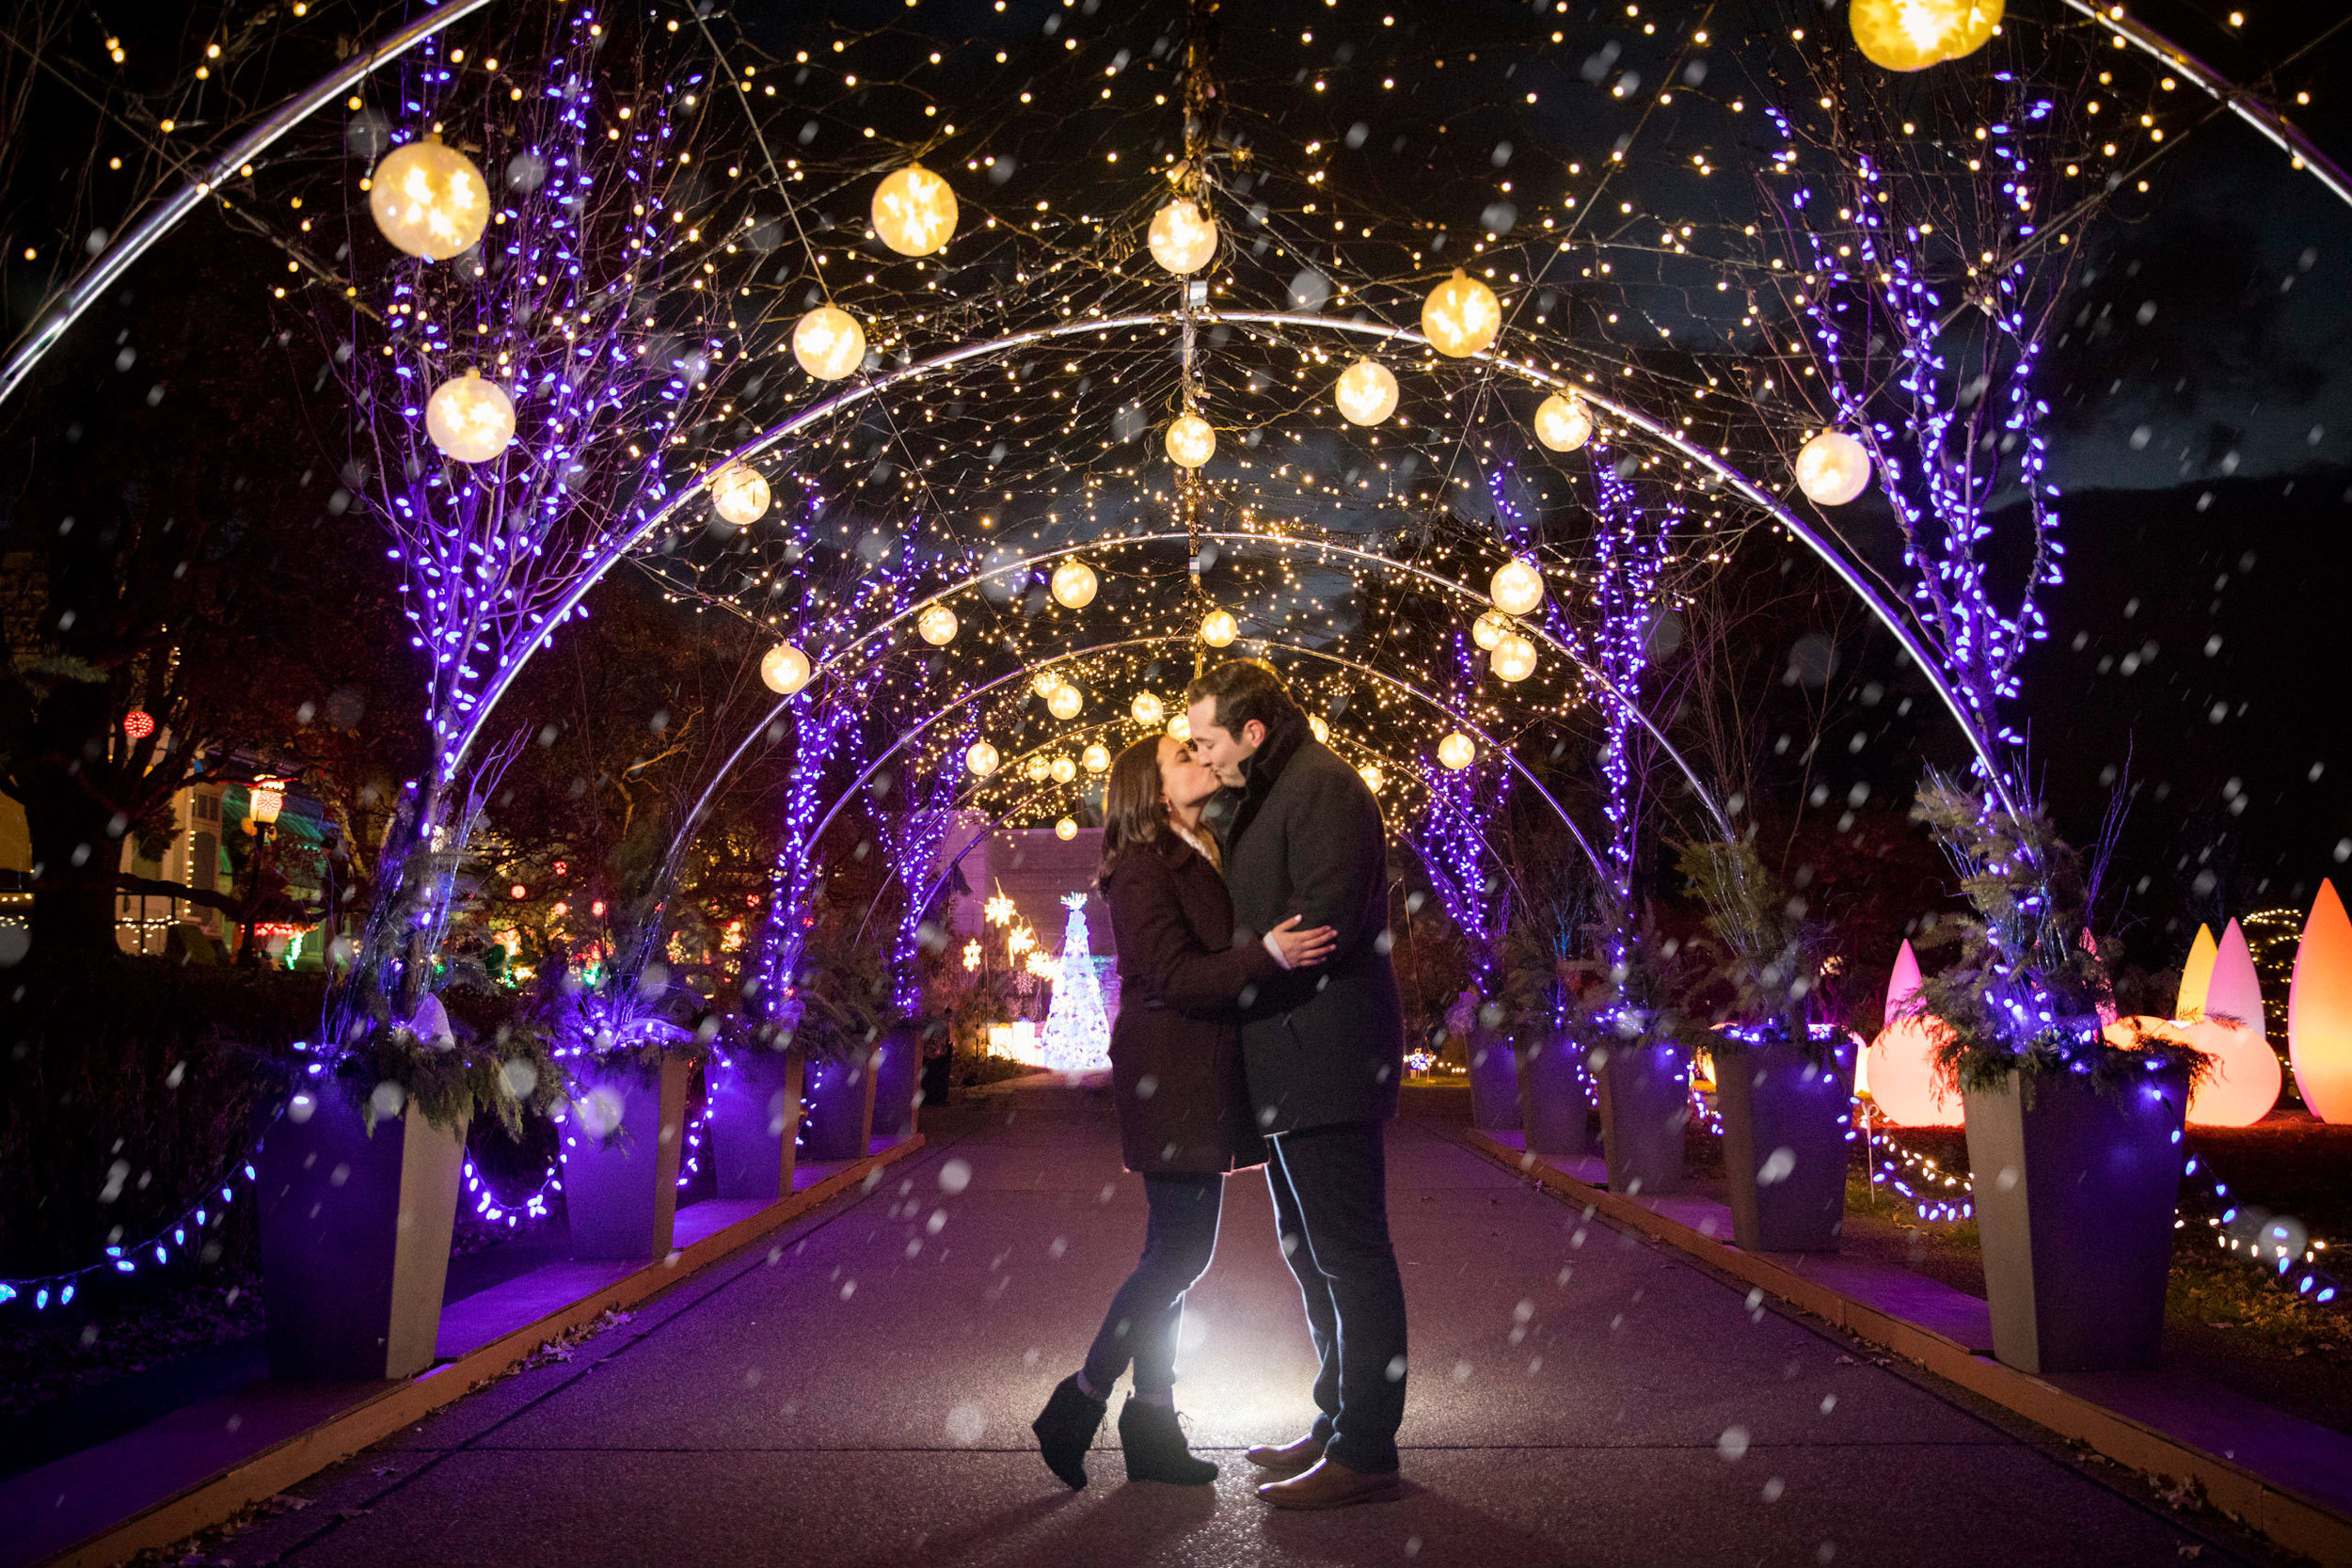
[1184,659,1408,1511]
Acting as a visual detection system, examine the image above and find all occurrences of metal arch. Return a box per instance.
[728,529,1731,840]
[10,0,2348,424]
[449,310,2011,819]
[2061,0,2352,213]
[724,635,1616,898]
[0,0,501,410]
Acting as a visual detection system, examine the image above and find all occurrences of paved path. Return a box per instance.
[216,1084,2262,1567]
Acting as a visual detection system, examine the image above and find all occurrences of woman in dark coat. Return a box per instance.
[1030,733,1334,1490]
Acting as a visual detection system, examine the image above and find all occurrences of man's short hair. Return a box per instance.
[1185,659,1303,739]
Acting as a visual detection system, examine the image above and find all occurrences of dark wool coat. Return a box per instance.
[1217,710,1407,1134]
[1100,833,1280,1174]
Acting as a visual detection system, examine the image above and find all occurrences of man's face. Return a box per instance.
[1184,699,1263,787]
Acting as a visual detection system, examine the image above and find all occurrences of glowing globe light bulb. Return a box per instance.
[424,371,515,464]
[1082,742,1111,773]
[1472,610,1513,651]
[1422,267,1502,357]
[1051,560,1098,609]
[1333,358,1400,426]
[870,163,958,256]
[1534,391,1593,452]
[1056,816,1079,841]
[122,709,155,741]
[1166,413,1216,468]
[1849,0,2003,71]
[1048,682,1084,721]
[1489,630,1538,683]
[708,462,771,527]
[792,305,866,381]
[1168,710,1191,742]
[1033,673,1066,700]
[1437,732,1477,770]
[1200,609,1239,647]
[1359,763,1386,793]
[916,603,960,646]
[1131,692,1165,727]
[965,740,1000,777]
[1147,197,1218,274]
[759,642,812,696]
[1308,715,1330,743]
[369,137,489,261]
[1025,753,1053,784]
[1490,558,1546,617]
[1050,754,1079,784]
[1795,430,1872,506]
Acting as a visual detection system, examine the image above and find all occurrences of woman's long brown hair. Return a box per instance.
[1097,736,1169,890]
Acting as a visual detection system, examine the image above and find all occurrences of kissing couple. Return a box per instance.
[1029,660,1409,1511]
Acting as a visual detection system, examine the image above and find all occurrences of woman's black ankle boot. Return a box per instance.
[1119,1395,1218,1484]
[1033,1374,1106,1489]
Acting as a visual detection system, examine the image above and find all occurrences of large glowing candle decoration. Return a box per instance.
[424,371,516,464]
[1490,558,1546,617]
[1051,560,1099,609]
[1436,732,1476,771]
[1334,359,1400,426]
[870,164,958,256]
[2176,924,2219,1018]
[759,642,812,696]
[792,305,866,380]
[1422,268,1502,357]
[1867,938,1963,1125]
[708,462,771,527]
[1850,0,2004,71]
[1200,609,1239,647]
[2185,918,2284,1125]
[369,137,489,261]
[1533,391,1593,452]
[1488,630,1537,683]
[916,603,960,646]
[965,740,1000,777]
[2290,879,2352,1122]
[1166,413,1216,468]
[1148,197,1218,274]
[1794,430,1872,506]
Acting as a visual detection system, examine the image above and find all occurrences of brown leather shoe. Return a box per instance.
[1244,1432,1327,1475]
[1255,1456,1406,1510]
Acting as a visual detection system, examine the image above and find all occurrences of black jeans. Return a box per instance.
[1083,1172,1224,1396]
[1266,1120,1407,1473]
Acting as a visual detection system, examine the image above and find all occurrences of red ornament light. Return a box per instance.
[510,884,529,901]
[122,710,155,741]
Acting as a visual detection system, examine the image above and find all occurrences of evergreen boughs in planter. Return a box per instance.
[1676,839,1836,1048]
[323,983,566,1137]
[1906,779,2212,1097]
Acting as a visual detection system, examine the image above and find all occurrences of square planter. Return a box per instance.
[258,1088,465,1382]
[872,1020,926,1139]
[1718,1032,1856,1253]
[1596,1040,1692,1196]
[1468,1024,1522,1131]
[801,1051,878,1162]
[1518,1032,1593,1159]
[1963,1065,2191,1373]
[709,1045,804,1201]
[561,1054,693,1259]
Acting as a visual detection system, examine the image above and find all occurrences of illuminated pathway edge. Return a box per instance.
[44,1083,2296,1568]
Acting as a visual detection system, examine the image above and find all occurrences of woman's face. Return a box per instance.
[1157,735,1223,811]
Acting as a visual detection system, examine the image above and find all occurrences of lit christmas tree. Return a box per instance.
[1039,893,1112,1073]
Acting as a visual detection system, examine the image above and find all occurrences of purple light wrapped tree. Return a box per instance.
[323,9,729,1034]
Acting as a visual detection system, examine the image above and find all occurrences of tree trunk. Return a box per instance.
[22,770,124,959]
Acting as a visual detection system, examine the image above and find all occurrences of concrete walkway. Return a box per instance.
[207,1084,2266,1567]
